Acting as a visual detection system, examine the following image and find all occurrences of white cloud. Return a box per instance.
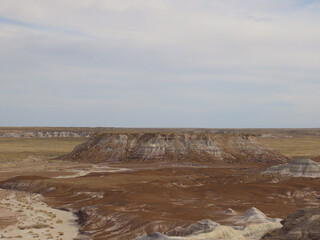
[0,0,319,127]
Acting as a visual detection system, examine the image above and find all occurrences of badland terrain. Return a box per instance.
[0,127,320,240]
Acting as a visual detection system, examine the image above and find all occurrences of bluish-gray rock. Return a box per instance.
[133,232,173,240]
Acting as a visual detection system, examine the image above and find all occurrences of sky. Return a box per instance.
[0,0,319,128]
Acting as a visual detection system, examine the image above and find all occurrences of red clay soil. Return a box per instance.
[1,163,320,240]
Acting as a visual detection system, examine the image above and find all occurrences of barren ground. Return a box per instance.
[0,128,320,240]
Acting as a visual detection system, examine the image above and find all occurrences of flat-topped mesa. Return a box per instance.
[65,132,287,164]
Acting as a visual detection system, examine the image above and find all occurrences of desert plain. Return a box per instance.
[0,127,320,240]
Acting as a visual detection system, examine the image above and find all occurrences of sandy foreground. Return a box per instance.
[0,189,79,240]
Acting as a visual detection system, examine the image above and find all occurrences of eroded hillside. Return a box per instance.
[1,128,320,240]
[65,132,287,164]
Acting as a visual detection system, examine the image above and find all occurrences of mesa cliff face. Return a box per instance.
[65,132,287,164]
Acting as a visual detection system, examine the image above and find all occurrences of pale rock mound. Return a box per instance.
[228,207,281,225]
[134,208,282,240]
[264,157,320,178]
[224,208,237,215]
[135,224,282,240]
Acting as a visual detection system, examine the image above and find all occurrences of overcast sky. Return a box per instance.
[0,0,319,128]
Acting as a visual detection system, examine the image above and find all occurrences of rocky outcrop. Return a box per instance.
[262,207,320,240]
[65,132,287,163]
[167,219,220,236]
[134,233,173,240]
[224,208,237,215]
[226,207,282,225]
[134,208,283,240]
[264,158,320,178]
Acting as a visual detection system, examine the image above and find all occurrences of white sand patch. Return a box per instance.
[0,189,79,240]
[53,163,130,178]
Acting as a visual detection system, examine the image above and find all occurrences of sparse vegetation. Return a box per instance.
[56,219,63,224]
[31,223,50,229]
[0,137,87,162]
[18,223,49,230]
[258,136,320,159]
